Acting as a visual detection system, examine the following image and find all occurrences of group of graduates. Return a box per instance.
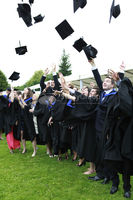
[0,61,133,198]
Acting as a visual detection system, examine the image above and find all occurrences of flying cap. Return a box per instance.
[55,20,74,40]
[83,45,98,60]
[73,38,87,52]
[9,72,20,81]
[33,14,44,23]
[109,0,121,23]
[29,0,34,5]
[15,46,27,55]
[17,3,32,27]
[73,0,87,13]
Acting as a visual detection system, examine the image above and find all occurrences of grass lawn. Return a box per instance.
[0,136,132,200]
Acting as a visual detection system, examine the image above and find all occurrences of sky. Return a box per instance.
[0,0,133,87]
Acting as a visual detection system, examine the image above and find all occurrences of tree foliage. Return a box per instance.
[58,49,72,76]
[15,70,53,90]
[0,70,9,90]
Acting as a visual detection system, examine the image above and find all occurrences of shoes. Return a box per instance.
[88,175,104,181]
[76,160,86,167]
[124,191,131,198]
[65,155,69,160]
[32,152,36,157]
[110,186,118,194]
[22,149,27,154]
[10,150,13,154]
[49,154,53,158]
[58,156,62,161]
[72,157,77,161]
[101,177,110,184]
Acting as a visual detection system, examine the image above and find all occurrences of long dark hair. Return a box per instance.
[22,88,33,100]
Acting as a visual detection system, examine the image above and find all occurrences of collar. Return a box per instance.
[104,89,114,94]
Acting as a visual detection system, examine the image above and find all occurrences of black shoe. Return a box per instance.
[101,177,110,184]
[124,191,131,198]
[88,175,104,181]
[110,186,118,194]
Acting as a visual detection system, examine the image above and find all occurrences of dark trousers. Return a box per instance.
[122,174,131,192]
[111,172,131,192]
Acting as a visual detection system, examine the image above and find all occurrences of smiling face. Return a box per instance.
[51,81,55,88]
[24,87,29,94]
[102,77,114,91]
[89,88,97,97]
[32,93,38,101]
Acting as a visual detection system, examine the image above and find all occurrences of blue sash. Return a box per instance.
[24,97,32,103]
[66,99,75,108]
[100,90,117,102]
[48,101,55,110]
[3,95,11,103]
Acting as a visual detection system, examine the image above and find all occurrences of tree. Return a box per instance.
[58,49,72,76]
[0,70,8,90]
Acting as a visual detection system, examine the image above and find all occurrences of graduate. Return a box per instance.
[0,89,5,140]
[102,74,133,198]
[20,87,37,157]
[4,88,21,153]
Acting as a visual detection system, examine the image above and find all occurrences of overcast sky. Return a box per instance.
[0,0,133,86]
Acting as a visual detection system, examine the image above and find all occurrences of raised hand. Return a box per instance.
[88,58,96,67]
[44,68,49,76]
[51,63,56,73]
[120,61,125,71]
[108,69,120,81]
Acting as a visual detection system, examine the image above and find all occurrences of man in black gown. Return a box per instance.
[87,59,124,193]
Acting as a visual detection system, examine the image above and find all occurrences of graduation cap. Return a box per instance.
[9,72,20,81]
[83,45,98,60]
[73,0,87,13]
[17,3,32,27]
[15,41,27,55]
[55,20,74,40]
[33,14,44,23]
[29,0,34,5]
[109,0,121,23]
[73,38,87,52]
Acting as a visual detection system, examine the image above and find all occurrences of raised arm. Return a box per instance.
[40,68,49,92]
[88,59,103,91]
[54,90,76,102]
[51,64,61,91]
[118,61,125,80]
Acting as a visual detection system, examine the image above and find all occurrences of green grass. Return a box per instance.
[0,136,132,200]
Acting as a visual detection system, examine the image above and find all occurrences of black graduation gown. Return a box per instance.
[0,96,8,130]
[73,95,98,162]
[22,98,36,142]
[34,95,51,145]
[103,78,133,175]
[3,98,21,138]
[11,98,22,140]
[47,97,68,154]
[50,97,75,154]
